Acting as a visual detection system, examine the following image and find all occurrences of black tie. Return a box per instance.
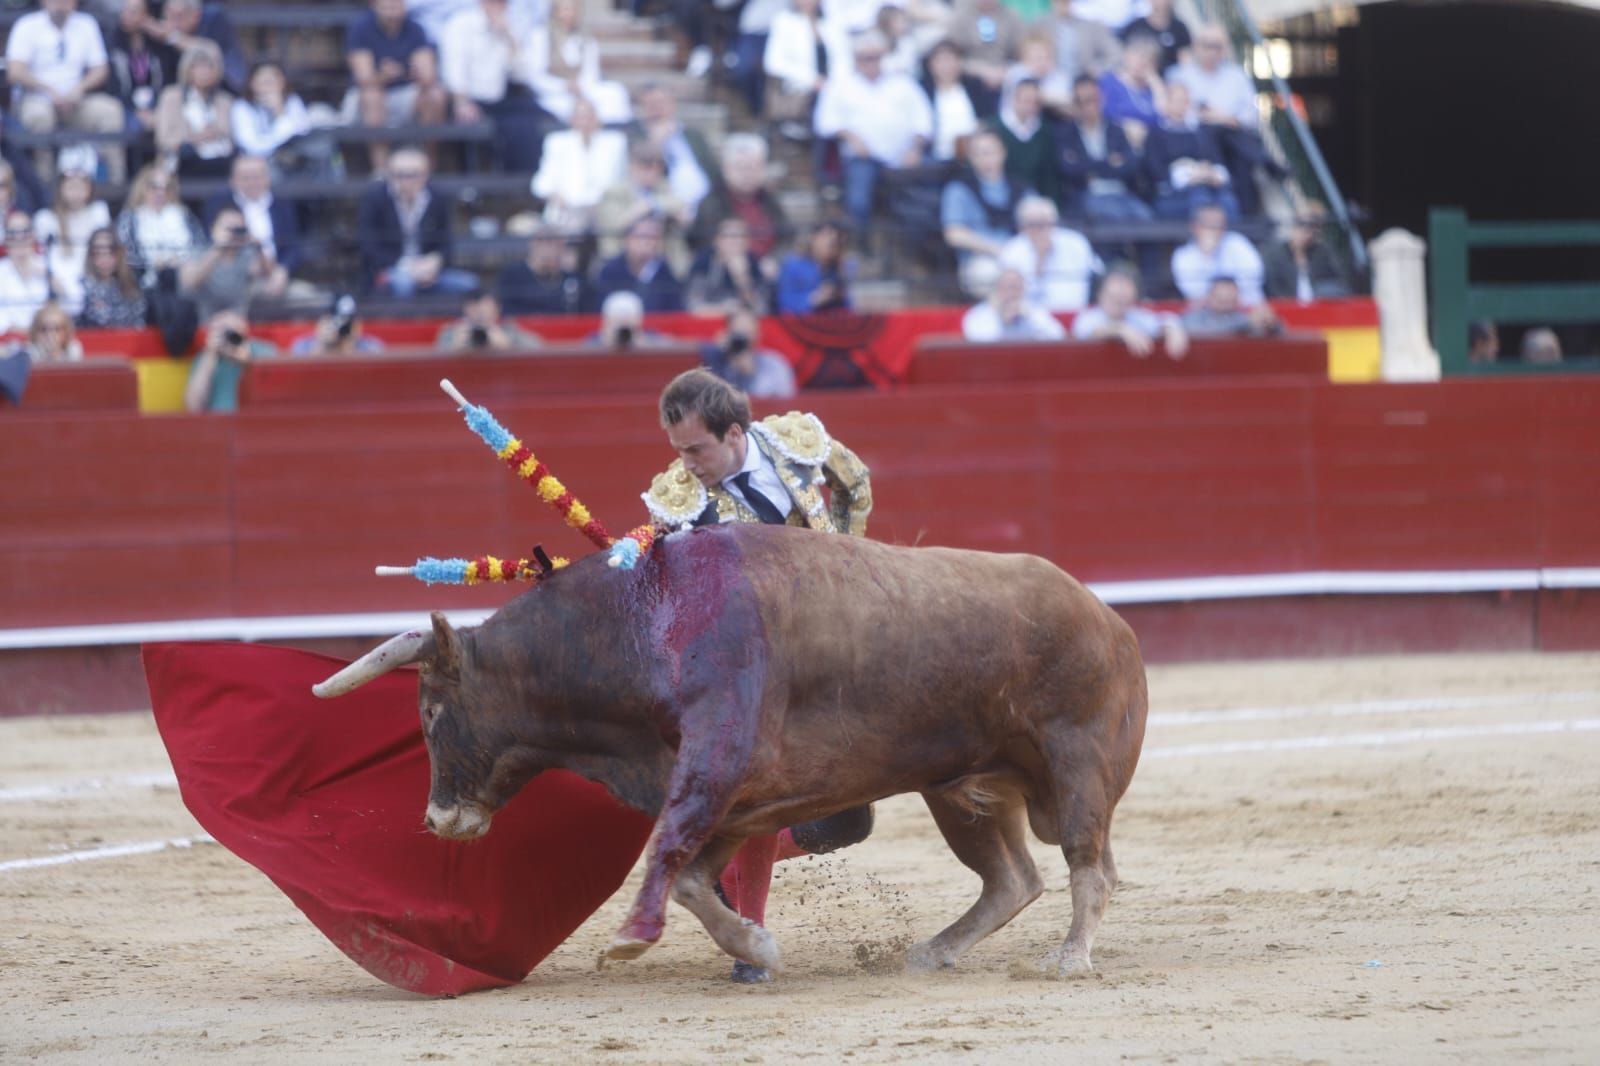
[731,471,787,525]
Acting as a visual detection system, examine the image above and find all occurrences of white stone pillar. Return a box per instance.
[1369,228,1441,382]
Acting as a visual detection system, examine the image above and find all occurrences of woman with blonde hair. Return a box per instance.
[156,40,237,179]
[24,302,85,363]
[115,165,207,281]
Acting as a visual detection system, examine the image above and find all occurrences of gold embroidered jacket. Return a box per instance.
[643,412,872,536]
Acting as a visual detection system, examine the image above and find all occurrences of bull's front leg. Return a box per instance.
[669,835,781,972]
[602,699,763,966]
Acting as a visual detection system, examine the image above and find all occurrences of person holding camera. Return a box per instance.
[179,206,287,321]
[700,306,795,399]
[290,293,386,358]
[183,308,278,413]
[434,289,541,354]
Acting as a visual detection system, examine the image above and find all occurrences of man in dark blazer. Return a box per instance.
[202,155,303,276]
[355,147,478,297]
[1054,75,1152,224]
[588,214,686,314]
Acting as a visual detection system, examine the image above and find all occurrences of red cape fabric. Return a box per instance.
[143,641,655,996]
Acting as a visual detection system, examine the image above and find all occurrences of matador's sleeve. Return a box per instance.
[822,436,872,537]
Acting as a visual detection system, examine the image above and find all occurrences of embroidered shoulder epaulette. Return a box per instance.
[642,459,708,527]
[750,411,831,467]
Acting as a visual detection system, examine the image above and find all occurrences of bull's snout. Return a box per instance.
[424,802,493,840]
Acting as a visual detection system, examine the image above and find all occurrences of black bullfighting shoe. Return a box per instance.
[730,959,772,984]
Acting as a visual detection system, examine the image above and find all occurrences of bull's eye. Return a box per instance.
[421,702,440,734]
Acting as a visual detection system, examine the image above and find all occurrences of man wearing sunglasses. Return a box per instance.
[5,0,127,183]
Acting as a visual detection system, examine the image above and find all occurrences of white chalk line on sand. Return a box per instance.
[0,833,215,873]
[4,715,1600,876]
[1151,689,1600,727]
[0,771,179,803]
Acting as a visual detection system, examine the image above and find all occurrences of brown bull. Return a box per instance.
[314,523,1147,977]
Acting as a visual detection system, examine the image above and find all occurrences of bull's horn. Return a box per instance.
[312,629,434,698]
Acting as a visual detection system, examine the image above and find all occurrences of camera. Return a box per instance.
[221,328,245,348]
[613,326,635,348]
[336,317,355,341]
[724,333,751,357]
[468,325,490,349]
[228,225,250,242]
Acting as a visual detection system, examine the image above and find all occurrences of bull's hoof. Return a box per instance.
[905,941,953,973]
[730,960,772,984]
[1006,950,1093,982]
[740,925,781,972]
[599,936,654,967]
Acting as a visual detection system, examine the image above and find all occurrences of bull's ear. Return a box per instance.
[431,611,463,679]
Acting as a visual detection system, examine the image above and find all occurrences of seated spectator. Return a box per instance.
[34,168,111,312]
[1070,268,1188,358]
[998,195,1099,311]
[1181,276,1280,337]
[440,0,546,172]
[230,62,310,164]
[357,147,478,297]
[526,0,633,125]
[1169,25,1271,216]
[762,0,846,139]
[179,206,289,320]
[1263,202,1353,302]
[1119,0,1191,74]
[591,215,686,314]
[594,142,693,277]
[921,39,982,164]
[1521,327,1563,365]
[531,98,628,234]
[990,78,1058,204]
[961,266,1067,342]
[1057,75,1151,223]
[0,161,41,225]
[589,290,670,349]
[948,0,1024,117]
[814,31,934,233]
[1171,203,1264,305]
[874,5,922,79]
[1467,320,1499,365]
[435,289,542,353]
[1000,29,1072,119]
[1143,82,1237,221]
[941,128,1029,295]
[345,0,447,174]
[775,221,853,314]
[0,213,57,334]
[1039,0,1122,84]
[108,0,180,140]
[495,225,585,315]
[728,0,784,118]
[686,218,773,317]
[1098,35,1167,148]
[115,165,206,282]
[290,294,387,357]
[632,85,715,215]
[184,308,277,413]
[155,40,236,180]
[689,134,793,274]
[5,0,127,183]
[156,0,247,94]
[23,302,84,363]
[701,306,797,399]
[77,227,149,328]
[203,155,303,279]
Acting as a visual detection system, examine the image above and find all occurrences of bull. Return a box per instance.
[314,523,1147,977]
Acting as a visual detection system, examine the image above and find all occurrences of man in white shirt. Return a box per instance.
[1070,268,1189,358]
[1170,202,1265,306]
[961,266,1067,343]
[438,0,547,171]
[997,195,1100,312]
[5,0,126,182]
[813,30,933,232]
[1168,24,1272,215]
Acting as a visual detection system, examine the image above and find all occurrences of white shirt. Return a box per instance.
[34,201,112,257]
[5,11,109,99]
[235,193,278,262]
[722,434,793,521]
[1071,304,1171,340]
[961,300,1067,343]
[998,229,1100,312]
[1169,59,1258,128]
[1171,232,1265,305]
[439,6,532,104]
[0,257,52,335]
[231,96,310,158]
[814,70,934,166]
[530,129,628,210]
[763,11,848,95]
[930,84,979,161]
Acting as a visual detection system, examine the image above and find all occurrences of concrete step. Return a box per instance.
[596,38,678,71]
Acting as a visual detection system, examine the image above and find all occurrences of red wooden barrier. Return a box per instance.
[9,360,139,411]
[239,347,701,408]
[905,335,1329,386]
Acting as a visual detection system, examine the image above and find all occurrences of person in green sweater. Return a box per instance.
[988,77,1058,204]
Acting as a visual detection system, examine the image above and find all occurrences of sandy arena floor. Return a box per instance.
[3,652,1599,1064]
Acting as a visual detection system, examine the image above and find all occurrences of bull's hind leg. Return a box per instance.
[907,789,1044,972]
[1031,730,1116,977]
[669,836,782,973]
